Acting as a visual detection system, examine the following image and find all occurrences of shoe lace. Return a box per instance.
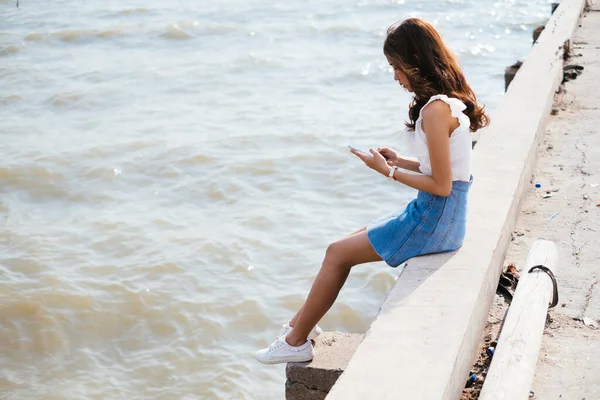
[277,324,291,338]
[267,338,286,354]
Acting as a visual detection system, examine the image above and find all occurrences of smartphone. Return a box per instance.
[348,145,389,160]
[348,145,370,156]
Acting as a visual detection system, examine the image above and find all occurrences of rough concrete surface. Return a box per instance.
[285,332,363,399]
[501,5,600,399]
[285,380,327,400]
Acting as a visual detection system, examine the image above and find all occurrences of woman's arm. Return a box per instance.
[377,147,421,173]
[395,156,421,173]
[351,100,454,196]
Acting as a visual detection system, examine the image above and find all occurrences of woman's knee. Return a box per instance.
[323,231,380,268]
[324,241,351,268]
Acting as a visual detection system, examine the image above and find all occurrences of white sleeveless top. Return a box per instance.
[406,94,472,182]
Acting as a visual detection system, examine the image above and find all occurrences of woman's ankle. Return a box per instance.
[285,334,306,347]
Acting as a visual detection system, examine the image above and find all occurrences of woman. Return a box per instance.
[256,17,489,364]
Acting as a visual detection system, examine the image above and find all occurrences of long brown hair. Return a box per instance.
[383,18,489,132]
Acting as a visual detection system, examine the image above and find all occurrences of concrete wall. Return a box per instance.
[286,332,363,400]
[322,1,587,399]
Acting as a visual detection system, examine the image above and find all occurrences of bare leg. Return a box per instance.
[289,307,303,328]
[347,225,367,237]
[286,231,381,346]
[289,226,368,327]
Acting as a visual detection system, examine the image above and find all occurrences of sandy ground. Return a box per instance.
[462,4,600,399]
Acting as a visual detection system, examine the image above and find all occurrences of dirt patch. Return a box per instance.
[460,293,509,399]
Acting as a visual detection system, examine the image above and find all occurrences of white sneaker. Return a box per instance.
[277,322,323,341]
[255,337,314,364]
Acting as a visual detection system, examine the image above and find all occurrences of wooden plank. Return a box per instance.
[479,240,559,400]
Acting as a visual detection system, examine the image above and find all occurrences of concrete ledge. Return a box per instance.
[285,332,363,400]
[326,1,587,399]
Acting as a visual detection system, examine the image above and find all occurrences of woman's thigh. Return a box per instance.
[326,231,381,267]
[346,226,366,237]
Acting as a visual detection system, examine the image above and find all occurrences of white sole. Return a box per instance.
[256,353,314,365]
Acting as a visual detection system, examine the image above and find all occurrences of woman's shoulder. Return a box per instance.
[420,94,467,121]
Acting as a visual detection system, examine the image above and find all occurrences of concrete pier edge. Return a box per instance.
[321,1,588,399]
[285,332,364,400]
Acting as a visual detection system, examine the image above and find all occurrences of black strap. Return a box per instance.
[528,265,559,308]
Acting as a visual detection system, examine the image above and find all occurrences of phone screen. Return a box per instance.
[348,145,369,155]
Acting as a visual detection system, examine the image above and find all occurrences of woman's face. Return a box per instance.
[386,56,412,92]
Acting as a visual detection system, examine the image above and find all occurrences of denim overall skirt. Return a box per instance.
[366,177,472,267]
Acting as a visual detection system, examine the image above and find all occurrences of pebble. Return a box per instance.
[583,194,589,200]
[583,317,598,329]
[535,183,542,188]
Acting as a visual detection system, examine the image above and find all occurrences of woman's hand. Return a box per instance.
[377,147,399,167]
[350,148,390,176]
